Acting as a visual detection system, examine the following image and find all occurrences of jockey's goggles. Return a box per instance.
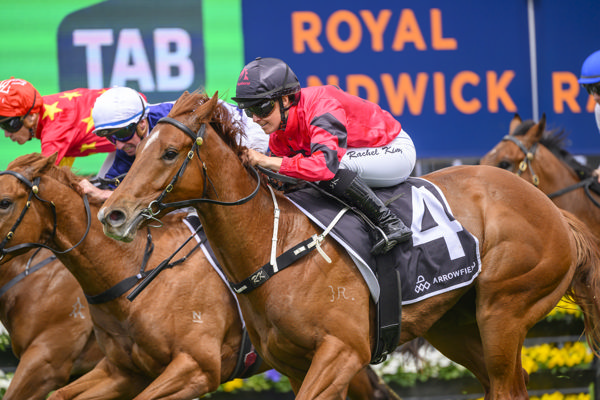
[0,116,26,133]
[95,106,145,144]
[0,93,36,133]
[95,122,138,145]
[244,99,276,118]
[583,82,600,96]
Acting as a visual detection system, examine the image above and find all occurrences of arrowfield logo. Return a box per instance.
[414,275,431,294]
[432,262,477,284]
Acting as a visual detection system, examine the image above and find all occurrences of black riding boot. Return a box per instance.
[319,169,412,255]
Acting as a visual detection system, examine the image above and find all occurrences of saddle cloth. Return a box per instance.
[285,177,482,305]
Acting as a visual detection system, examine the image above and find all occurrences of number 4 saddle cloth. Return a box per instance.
[285,177,482,305]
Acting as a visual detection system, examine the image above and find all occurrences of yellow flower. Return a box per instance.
[222,378,244,392]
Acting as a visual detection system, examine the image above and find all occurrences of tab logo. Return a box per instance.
[57,0,205,103]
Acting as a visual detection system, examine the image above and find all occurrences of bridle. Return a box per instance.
[501,135,540,186]
[0,170,91,261]
[502,135,600,208]
[140,116,261,225]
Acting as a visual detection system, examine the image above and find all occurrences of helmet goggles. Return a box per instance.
[243,99,276,118]
[0,92,37,133]
[95,120,139,144]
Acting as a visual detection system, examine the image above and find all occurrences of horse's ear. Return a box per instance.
[509,114,522,135]
[527,113,546,142]
[48,153,58,166]
[536,113,547,136]
[195,92,220,120]
[20,152,57,179]
[208,91,219,108]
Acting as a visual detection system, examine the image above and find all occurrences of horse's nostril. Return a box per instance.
[109,210,125,223]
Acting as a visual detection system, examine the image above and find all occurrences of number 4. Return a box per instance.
[410,186,465,260]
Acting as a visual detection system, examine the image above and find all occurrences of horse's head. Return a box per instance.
[0,153,64,262]
[99,90,251,242]
[480,113,550,186]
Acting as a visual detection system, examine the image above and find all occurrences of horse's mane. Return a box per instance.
[168,91,248,158]
[8,153,104,207]
[513,119,595,177]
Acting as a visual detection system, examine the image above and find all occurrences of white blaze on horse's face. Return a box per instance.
[143,128,161,154]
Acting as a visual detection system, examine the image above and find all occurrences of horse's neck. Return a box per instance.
[536,148,580,194]
[50,189,146,295]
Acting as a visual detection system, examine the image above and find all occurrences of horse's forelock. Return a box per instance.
[167,90,209,120]
[164,91,247,159]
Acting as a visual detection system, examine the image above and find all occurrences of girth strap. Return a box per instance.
[226,328,263,381]
[230,237,318,294]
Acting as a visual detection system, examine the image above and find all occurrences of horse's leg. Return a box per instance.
[476,260,570,399]
[49,358,147,400]
[294,336,368,400]
[423,294,491,397]
[347,366,401,400]
[132,352,220,400]
[425,319,490,396]
[3,345,73,400]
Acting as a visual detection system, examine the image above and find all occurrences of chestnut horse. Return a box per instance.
[0,153,395,400]
[98,91,600,400]
[0,248,102,400]
[480,113,600,243]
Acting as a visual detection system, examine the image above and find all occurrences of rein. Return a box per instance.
[503,135,600,208]
[0,248,56,299]
[84,227,155,304]
[140,116,261,224]
[0,170,91,260]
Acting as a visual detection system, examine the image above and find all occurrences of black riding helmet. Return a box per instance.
[232,57,301,129]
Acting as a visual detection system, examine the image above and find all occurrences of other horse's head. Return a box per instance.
[0,153,86,262]
[480,113,592,190]
[99,91,252,242]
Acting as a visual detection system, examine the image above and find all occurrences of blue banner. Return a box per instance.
[241,0,600,158]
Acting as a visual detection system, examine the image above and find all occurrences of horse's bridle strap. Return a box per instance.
[502,135,539,186]
[0,170,92,259]
[141,116,261,217]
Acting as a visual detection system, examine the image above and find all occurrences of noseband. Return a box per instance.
[501,135,540,186]
[140,116,261,224]
[0,170,91,261]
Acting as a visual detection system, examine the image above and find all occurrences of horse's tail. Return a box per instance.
[562,210,600,356]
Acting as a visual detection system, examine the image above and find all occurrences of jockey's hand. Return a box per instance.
[242,148,283,172]
[78,178,113,202]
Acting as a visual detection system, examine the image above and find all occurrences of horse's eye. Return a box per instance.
[0,199,12,209]
[162,150,178,161]
[497,160,512,170]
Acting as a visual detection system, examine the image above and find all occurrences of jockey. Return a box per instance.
[79,86,268,201]
[579,49,600,135]
[232,57,416,255]
[0,78,115,167]
[578,49,600,180]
